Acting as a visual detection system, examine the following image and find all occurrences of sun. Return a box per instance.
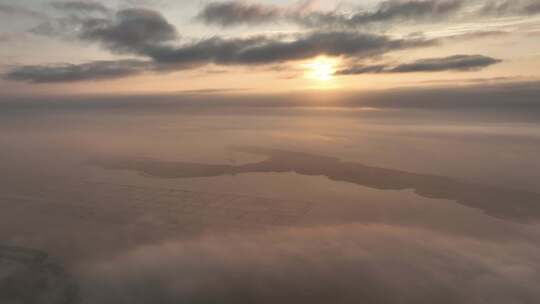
[304,57,337,82]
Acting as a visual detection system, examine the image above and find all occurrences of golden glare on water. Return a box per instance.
[304,57,338,82]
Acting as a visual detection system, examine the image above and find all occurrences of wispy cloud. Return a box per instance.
[197,1,283,27]
[197,0,465,28]
[51,1,111,14]
[0,3,47,19]
[197,0,540,32]
[336,55,502,75]
[4,60,151,83]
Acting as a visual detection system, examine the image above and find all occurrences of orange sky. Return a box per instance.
[1,0,539,96]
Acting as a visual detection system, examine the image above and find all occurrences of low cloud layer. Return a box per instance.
[198,1,283,27]
[294,0,464,29]
[80,224,540,304]
[337,55,501,75]
[71,8,433,64]
[4,60,151,83]
[197,0,540,29]
[0,3,47,20]
[146,31,434,66]
[51,1,110,14]
[390,55,501,72]
[198,0,464,28]
[480,0,540,16]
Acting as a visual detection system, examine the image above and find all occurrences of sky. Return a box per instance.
[1,0,540,96]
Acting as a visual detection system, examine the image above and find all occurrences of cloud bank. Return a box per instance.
[197,0,540,29]
[79,8,178,54]
[51,1,110,14]
[198,1,283,27]
[198,0,465,28]
[480,0,540,16]
[4,60,151,83]
[337,55,501,75]
[146,31,434,66]
[80,224,540,304]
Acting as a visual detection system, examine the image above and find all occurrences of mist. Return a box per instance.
[1,90,540,303]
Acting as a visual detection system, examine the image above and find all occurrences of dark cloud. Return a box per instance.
[51,1,111,14]
[480,0,540,16]
[198,1,282,27]
[4,60,151,83]
[146,31,435,66]
[357,0,463,22]
[9,3,509,84]
[29,8,177,53]
[0,3,47,19]
[526,1,540,14]
[79,8,178,54]
[6,29,436,82]
[30,19,78,38]
[391,55,502,72]
[29,7,177,49]
[337,55,501,75]
[198,0,465,29]
[198,0,540,30]
[81,6,434,67]
[296,0,464,29]
[336,64,389,75]
[442,30,511,41]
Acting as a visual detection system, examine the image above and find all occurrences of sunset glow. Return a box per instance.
[305,57,337,82]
